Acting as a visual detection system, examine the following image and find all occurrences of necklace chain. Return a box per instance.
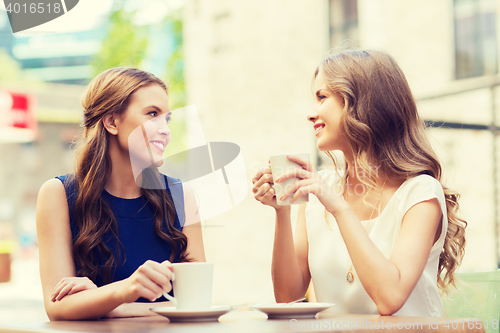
[345,177,387,284]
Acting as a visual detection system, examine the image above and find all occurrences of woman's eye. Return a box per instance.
[148,111,158,117]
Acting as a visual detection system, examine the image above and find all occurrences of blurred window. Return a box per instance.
[329,0,359,49]
[454,0,498,79]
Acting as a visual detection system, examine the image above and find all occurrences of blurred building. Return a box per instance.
[183,0,500,306]
[0,83,85,252]
[0,11,106,85]
[12,30,105,85]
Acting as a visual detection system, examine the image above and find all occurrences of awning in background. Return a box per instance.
[0,91,37,143]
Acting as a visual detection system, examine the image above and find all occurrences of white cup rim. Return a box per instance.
[270,152,309,158]
[172,262,213,266]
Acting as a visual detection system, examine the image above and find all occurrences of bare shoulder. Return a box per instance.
[36,178,70,228]
[181,183,198,208]
[38,178,66,198]
[181,182,196,198]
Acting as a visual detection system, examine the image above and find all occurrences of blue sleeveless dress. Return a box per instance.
[56,174,185,302]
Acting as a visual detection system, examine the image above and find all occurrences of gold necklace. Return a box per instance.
[345,177,387,284]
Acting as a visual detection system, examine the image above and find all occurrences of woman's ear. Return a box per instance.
[103,114,119,135]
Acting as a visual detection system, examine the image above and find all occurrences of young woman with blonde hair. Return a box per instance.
[253,49,466,316]
[36,68,205,320]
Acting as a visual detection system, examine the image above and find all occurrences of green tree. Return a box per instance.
[161,9,188,155]
[0,50,39,84]
[91,8,148,74]
[163,10,185,111]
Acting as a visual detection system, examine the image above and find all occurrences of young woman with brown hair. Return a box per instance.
[253,49,466,316]
[36,68,205,320]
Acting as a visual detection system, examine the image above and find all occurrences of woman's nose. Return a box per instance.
[157,122,171,136]
[152,116,171,136]
[307,109,318,123]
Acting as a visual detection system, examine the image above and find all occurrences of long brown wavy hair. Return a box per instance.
[68,67,189,284]
[315,49,467,293]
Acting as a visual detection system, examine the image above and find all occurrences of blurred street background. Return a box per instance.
[0,0,499,324]
[0,253,47,323]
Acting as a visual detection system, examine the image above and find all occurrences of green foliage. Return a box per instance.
[163,9,188,154]
[0,50,39,84]
[90,8,148,74]
[164,11,185,111]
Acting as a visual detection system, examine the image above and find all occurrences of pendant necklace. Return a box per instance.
[345,177,387,284]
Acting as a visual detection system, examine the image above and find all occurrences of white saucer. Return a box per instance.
[150,305,232,322]
[248,302,335,319]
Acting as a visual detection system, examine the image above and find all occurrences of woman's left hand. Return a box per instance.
[50,277,98,302]
[275,155,345,214]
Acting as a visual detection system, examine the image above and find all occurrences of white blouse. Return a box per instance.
[306,171,447,317]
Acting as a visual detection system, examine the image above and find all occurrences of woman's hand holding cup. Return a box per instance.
[252,164,285,211]
[119,260,173,303]
[276,154,345,214]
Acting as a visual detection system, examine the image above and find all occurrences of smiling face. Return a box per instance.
[114,84,172,169]
[307,71,349,153]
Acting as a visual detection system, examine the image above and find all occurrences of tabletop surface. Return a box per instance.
[0,309,486,333]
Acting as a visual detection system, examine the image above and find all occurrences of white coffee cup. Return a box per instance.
[269,153,310,206]
[162,262,213,310]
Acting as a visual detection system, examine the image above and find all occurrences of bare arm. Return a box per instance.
[333,198,441,315]
[252,166,310,302]
[37,179,173,321]
[181,184,206,262]
[271,204,311,302]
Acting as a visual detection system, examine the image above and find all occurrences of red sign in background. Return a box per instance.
[0,91,37,143]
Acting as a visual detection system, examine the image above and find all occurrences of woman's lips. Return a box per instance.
[150,140,166,153]
[314,124,324,136]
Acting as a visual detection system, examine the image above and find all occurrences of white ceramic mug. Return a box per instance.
[269,153,310,206]
[163,262,213,310]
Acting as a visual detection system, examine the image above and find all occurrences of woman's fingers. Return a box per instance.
[252,167,274,192]
[51,277,71,298]
[275,167,311,184]
[135,273,165,301]
[252,173,274,194]
[286,154,314,172]
[254,182,272,198]
[251,165,272,184]
[51,285,63,301]
[51,278,73,301]
[67,284,87,295]
[261,185,276,201]
[55,283,76,301]
[251,169,264,184]
[279,178,315,201]
[160,260,174,273]
[125,260,174,302]
[139,261,171,291]
[128,275,160,302]
[289,183,321,204]
[51,277,98,301]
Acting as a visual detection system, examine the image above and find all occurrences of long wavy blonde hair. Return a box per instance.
[315,49,467,293]
[68,67,189,284]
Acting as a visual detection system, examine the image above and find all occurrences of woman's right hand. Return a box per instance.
[51,277,97,302]
[118,260,173,303]
[252,165,287,211]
